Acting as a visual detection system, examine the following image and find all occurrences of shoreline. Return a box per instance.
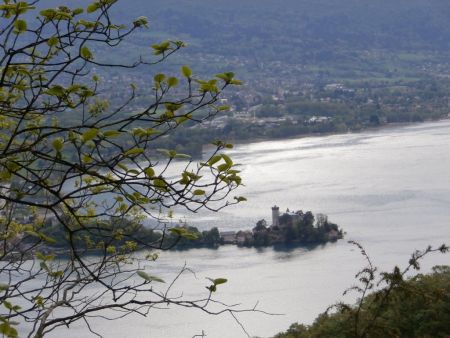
[202,116,450,152]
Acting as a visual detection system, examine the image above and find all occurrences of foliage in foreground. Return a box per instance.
[0,0,250,336]
[275,246,450,338]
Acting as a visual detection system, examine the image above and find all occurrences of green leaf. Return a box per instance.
[207,155,222,166]
[221,154,233,166]
[36,252,55,261]
[216,72,242,85]
[215,72,234,82]
[0,283,9,291]
[52,138,64,152]
[117,163,129,172]
[133,16,149,27]
[47,36,59,47]
[217,163,231,172]
[153,178,167,190]
[179,173,190,185]
[24,230,40,239]
[13,19,27,34]
[157,148,174,158]
[49,271,64,278]
[137,271,165,283]
[103,130,122,138]
[206,277,227,293]
[218,105,231,112]
[81,128,99,142]
[40,9,56,19]
[199,81,219,93]
[46,85,65,97]
[181,65,192,78]
[167,77,179,87]
[165,103,182,112]
[144,167,155,178]
[176,114,192,124]
[87,2,100,13]
[40,233,57,244]
[72,8,84,15]
[80,46,93,60]
[193,189,205,196]
[154,73,165,83]
[230,79,243,85]
[213,278,227,285]
[151,41,170,55]
[82,154,93,164]
[128,169,139,175]
[40,261,50,272]
[123,148,145,156]
[3,300,13,310]
[131,127,148,137]
[77,19,96,28]
[174,153,191,159]
[0,322,18,338]
[207,285,217,292]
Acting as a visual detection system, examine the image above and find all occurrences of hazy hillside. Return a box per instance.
[122,0,450,57]
[41,0,450,60]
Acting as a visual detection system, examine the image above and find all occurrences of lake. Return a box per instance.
[50,120,450,338]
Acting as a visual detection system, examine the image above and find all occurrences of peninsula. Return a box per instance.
[7,206,343,257]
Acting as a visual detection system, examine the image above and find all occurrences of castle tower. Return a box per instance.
[271,205,280,227]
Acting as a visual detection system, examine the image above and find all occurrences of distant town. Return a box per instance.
[89,61,450,159]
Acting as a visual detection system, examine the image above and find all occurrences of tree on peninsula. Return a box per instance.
[0,1,248,336]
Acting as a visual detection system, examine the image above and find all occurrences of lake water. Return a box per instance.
[51,120,450,338]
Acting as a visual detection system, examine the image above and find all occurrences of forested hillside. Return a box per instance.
[274,265,450,338]
[130,0,450,53]
[43,0,450,61]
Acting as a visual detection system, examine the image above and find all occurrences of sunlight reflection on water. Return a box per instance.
[49,121,450,338]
